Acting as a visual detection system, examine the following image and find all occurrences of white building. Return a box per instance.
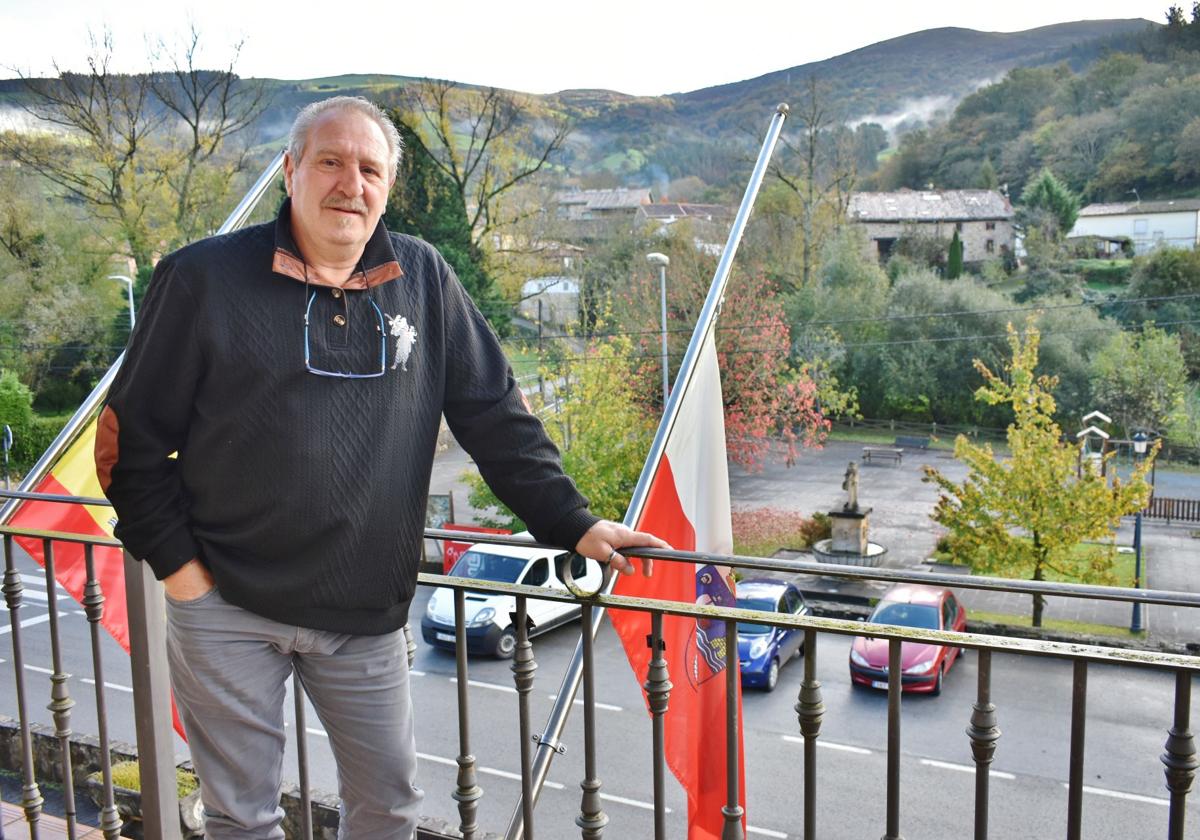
[519,277,580,327]
[1070,199,1200,255]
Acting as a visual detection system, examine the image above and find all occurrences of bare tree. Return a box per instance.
[1,28,269,274]
[770,77,855,288]
[400,79,571,244]
[150,27,271,241]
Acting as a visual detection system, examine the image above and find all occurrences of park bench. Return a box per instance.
[862,446,903,466]
[894,435,930,449]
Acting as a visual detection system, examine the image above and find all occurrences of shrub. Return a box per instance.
[732,508,830,557]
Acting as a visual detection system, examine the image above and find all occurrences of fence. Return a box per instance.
[0,493,1198,839]
[1144,496,1200,524]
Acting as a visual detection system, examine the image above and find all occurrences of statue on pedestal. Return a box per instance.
[842,461,860,512]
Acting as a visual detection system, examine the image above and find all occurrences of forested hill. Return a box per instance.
[667,20,1153,131]
[0,17,1157,186]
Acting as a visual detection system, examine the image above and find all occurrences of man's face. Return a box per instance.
[283,109,393,260]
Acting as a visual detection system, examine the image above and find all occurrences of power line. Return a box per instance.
[499,291,1200,347]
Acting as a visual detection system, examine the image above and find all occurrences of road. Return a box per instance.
[1,551,1195,839]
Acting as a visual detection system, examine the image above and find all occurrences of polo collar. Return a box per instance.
[271,198,404,289]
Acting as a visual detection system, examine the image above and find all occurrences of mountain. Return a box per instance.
[0,18,1158,186]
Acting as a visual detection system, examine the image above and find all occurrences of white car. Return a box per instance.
[420,541,602,658]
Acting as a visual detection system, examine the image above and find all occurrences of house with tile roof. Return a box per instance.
[848,189,1015,264]
[1069,199,1200,255]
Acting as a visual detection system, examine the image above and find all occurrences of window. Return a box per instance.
[783,590,805,615]
[955,221,964,233]
[570,553,587,579]
[986,239,995,253]
[986,221,996,231]
[521,559,549,587]
[942,598,955,630]
[1134,219,1149,235]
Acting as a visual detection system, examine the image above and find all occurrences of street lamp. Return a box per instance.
[646,252,670,408]
[1130,430,1149,633]
[108,275,136,333]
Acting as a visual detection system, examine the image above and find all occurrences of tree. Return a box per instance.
[382,114,509,332]
[396,79,571,246]
[1,30,267,277]
[946,229,963,279]
[771,77,854,289]
[1090,325,1189,437]
[924,323,1154,627]
[465,331,656,528]
[612,225,849,468]
[1020,168,1080,235]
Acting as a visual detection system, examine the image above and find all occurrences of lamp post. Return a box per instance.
[646,253,670,408]
[108,274,136,333]
[1130,430,1148,633]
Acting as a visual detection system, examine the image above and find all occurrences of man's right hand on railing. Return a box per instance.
[163,558,215,602]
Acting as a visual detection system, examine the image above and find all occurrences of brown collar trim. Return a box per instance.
[271,249,403,289]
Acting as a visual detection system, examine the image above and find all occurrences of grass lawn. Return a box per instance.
[967,608,1144,639]
[503,345,542,379]
[938,540,1139,587]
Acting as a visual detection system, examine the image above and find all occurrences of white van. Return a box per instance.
[420,541,602,658]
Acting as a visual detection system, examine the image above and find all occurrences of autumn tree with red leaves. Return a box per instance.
[612,223,853,469]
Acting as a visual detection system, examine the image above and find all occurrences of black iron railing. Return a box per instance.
[0,495,1198,839]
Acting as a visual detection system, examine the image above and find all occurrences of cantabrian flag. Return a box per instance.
[609,331,745,839]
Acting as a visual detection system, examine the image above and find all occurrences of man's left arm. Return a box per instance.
[436,259,667,573]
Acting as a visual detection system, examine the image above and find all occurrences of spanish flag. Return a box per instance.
[9,418,130,651]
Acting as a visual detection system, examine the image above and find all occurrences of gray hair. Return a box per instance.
[287,96,403,182]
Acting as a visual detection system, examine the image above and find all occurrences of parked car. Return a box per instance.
[848,584,967,696]
[421,541,601,658]
[736,579,810,692]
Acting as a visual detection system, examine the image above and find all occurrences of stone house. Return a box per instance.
[847,189,1015,264]
[1069,199,1200,255]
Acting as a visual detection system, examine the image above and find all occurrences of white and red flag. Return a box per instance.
[609,330,745,839]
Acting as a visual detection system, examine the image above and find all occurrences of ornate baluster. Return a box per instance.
[967,649,999,840]
[83,545,121,839]
[644,611,671,840]
[883,638,903,840]
[576,602,607,838]
[721,619,744,840]
[511,597,537,839]
[795,630,823,840]
[293,672,313,840]
[453,588,481,839]
[1162,671,1197,840]
[42,540,77,837]
[4,534,43,835]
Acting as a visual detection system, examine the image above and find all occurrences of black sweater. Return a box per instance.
[96,204,597,634]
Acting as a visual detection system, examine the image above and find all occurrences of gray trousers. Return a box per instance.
[165,588,423,839]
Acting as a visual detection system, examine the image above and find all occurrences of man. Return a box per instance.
[95,96,665,840]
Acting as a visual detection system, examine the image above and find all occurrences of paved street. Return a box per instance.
[432,435,1200,645]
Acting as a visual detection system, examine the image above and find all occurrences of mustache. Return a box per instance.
[321,196,368,213]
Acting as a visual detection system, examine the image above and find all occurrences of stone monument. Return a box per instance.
[812,460,886,566]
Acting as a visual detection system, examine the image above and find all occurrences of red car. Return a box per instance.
[848,584,967,696]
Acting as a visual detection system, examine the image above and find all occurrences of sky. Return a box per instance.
[0,0,1174,96]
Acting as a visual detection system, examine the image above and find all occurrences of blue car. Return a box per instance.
[736,579,810,691]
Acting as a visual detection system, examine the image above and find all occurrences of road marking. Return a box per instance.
[410,669,426,677]
[921,759,1015,779]
[597,792,672,813]
[450,677,517,694]
[24,664,56,676]
[1065,784,1168,806]
[548,693,622,712]
[477,765,565,789]
[783,735,871,755]
[80,678,132,694]
[747,826,787,838]
[0,614,53,635]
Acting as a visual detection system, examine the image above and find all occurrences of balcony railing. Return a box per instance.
[0,490,1198,840]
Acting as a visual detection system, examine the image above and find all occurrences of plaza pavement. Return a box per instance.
[430,436,1200,649]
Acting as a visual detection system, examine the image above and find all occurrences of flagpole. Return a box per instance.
[0,150,286,528]
[505,104,789,840]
